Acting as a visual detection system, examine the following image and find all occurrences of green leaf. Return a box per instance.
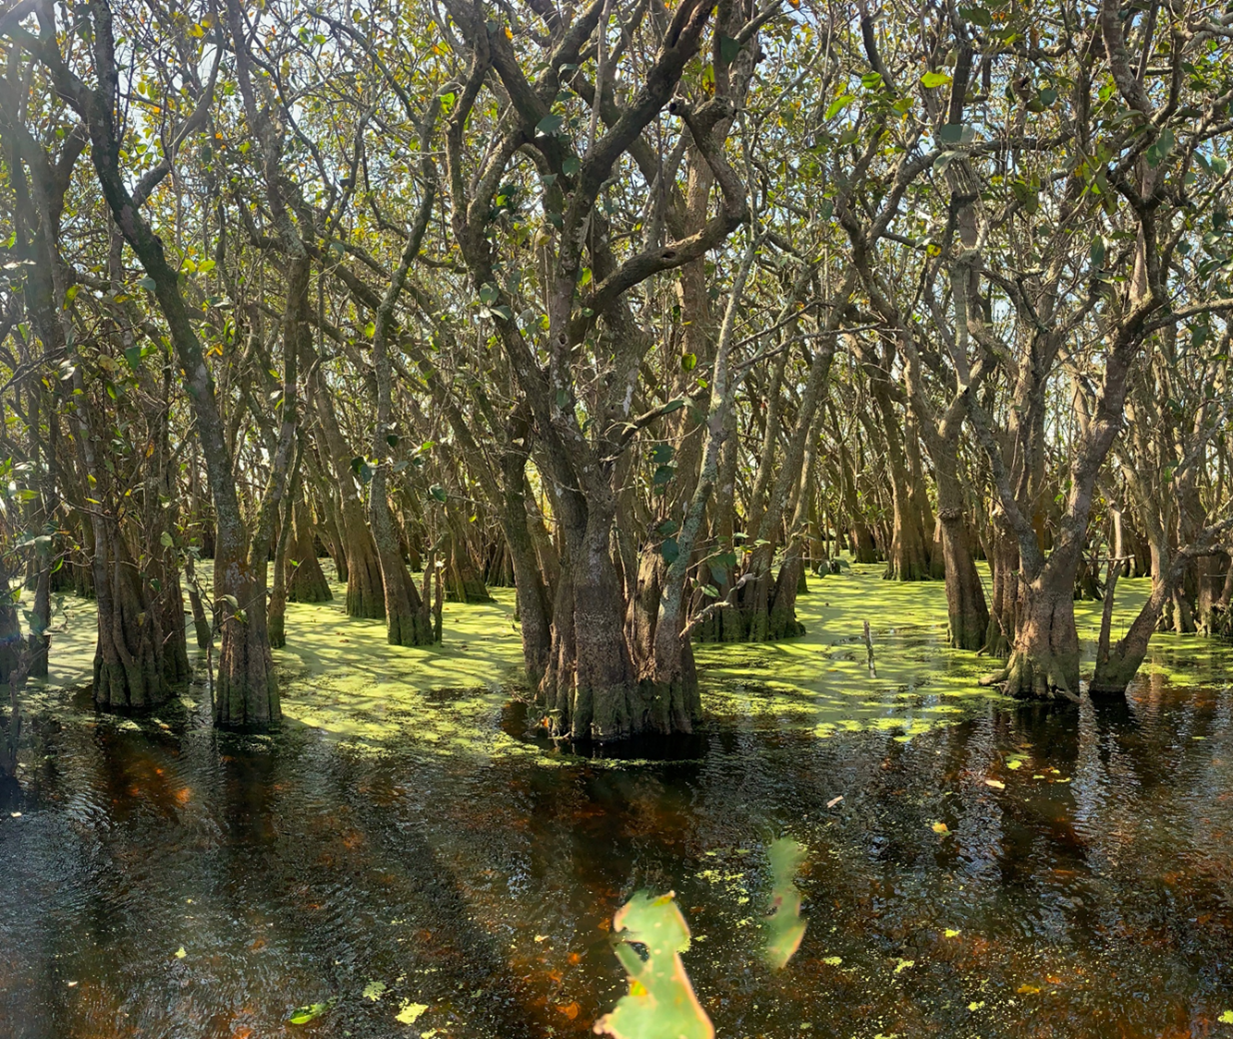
[562,155,580,176]
[62,284,79,308]
[429,485,447,503]
[288,1001,332,1025]
[1090,236,1106,267]
[650,443,674,465]
[921,70,950,89]
[1146,127,1175,169]
[860,71,884,91]
[478,283,500,305]
[487,304,514,321]
[536,113,564,136]
[824,94,854,121]
[160,531,174,549]
[594,892,711,1039]
[655,519,679,537]
[660,538,680,564]
[936,123,974,146]
[719,34,740,65]
[138,276,157,291]
[652,464,675,486]
[762,837,807,969]
[124,345,143,371]
[680,352,697,371]
[386,433,399,448]
[958,4,991,26]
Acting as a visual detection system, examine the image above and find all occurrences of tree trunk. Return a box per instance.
[983,561,1081,701]
[936,446,989,650]
[500,437,552,685]
[311,373,384,618]
[286,498,333,603]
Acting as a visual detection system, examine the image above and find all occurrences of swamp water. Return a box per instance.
[0,565,1231,1038]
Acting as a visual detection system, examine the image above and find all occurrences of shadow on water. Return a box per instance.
[1,649,1232,1037]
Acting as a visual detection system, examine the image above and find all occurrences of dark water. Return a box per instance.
[2,663,1233,1038]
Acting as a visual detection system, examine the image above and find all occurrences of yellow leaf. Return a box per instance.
[984,779,1006,790]
[504,25,512,39]
[174,947,186,959]
[931,821,949,834]
[396,1002,429,1025]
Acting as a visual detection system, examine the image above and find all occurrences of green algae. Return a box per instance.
[18,561,1232,765]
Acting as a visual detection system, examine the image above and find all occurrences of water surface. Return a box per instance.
[2,569,1231,1038]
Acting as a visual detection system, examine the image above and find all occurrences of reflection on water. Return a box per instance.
[2,663,1232,1037]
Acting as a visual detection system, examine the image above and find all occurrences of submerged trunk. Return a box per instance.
[982,559,1080,702]
[92,525,173,712]
[982,525,1018,659]
[936,450,989,650]
[540,495,651,742]
[286,499,333,603]
[1091,560,1166,696]
[213,543,280,729]
[501,436,552,686]
[369,465,434,647]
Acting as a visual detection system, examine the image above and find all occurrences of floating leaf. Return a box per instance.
[593,891,713,1039]
[763,838,807,970]
[289,1000,333,1025]
[395,1000,428,1024]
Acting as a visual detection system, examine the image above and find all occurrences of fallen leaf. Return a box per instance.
[174,947,187,959]
[931,821,949,834]
[1219,1010,1233,1024]
[822,955,843,966]
[943,929,961,938]
[1017,984,1041,995]
[363,980,386,1002]
[1006,760,1023,770]
[534,934,549,942]
[9,812,20,818]
[984,779,1006,790]
[396,1002,429,1025]
[893,959,914,973]
[826,796,843,808]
